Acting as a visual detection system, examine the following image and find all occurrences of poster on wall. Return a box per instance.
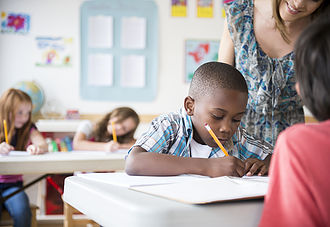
[0,11,30,34]
[35,37,73,67]
[197,0,213,18]
[185,39,219,82]
[171,0,187,17]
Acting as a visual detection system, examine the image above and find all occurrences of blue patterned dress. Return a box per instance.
[224,0,304,147]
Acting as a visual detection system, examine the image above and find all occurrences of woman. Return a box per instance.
[218,0,329,148]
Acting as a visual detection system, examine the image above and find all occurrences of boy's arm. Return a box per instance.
[125,146,245,177]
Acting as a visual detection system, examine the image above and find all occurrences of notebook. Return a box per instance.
[131,176,268,204]
[77,172,268,204]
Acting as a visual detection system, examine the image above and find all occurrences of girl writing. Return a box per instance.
[0,88,48,227]
[73,107,140,152]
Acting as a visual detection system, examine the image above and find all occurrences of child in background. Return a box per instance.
[125,62,273,177]
[73,107,140,152]
[259,19,330,227]
[0,88,48,227]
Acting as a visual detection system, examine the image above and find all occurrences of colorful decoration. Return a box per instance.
[0,11,30,34]
[185,39,219,82]
[35,37,73,67]
[171,0,187,17]
[197,0,213,18]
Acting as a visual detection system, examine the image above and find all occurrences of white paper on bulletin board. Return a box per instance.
[120,55,146,87]
[88,54,113,86]
[120,17,146,49]
[88,15,113,48]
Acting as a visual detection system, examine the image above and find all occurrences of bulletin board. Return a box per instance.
[80,0,158,101]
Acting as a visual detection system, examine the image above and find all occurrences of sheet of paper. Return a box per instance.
[121,17,146,49]
[87,54,113,86]
[120,55,146,87]
[0,151,30,157]
[77,172,208,188]
[88,15,113,48]
[132,176,269,204]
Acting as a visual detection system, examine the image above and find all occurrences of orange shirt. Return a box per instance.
[259,120,330,227]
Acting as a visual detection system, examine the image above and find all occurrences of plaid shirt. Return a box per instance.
[130,108,273,160]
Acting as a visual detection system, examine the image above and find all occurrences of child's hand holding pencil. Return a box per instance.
[0,142,14,155]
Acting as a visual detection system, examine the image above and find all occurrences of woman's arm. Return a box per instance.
[218,18,235,66]
[28,129,48,154]
[125,146,245,177]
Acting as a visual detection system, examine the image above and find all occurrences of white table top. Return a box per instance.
[63,176,264,227]
[0,151,126,174]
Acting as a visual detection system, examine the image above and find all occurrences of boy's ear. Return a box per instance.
[184,96,195,116]
[295,82,301,97]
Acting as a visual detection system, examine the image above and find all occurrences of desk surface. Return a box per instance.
[63,176,264,227]
[0,151,126,174]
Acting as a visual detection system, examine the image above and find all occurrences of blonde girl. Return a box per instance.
[0,88,48,227]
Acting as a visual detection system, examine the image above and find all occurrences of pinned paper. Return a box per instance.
[121,17,146,49]
[0,11,30,34]
[87,54,113,86]
[120,55,146,88]
[171,0,187,17]
[88,16,113,48]
[35,37,73,67]
[197,0,213,18]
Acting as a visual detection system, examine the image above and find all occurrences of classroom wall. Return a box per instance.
[0,0,224,116]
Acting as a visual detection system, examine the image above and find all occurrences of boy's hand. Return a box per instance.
[206,156,245,177]
[0,142,14,155]
[244,156,271,176]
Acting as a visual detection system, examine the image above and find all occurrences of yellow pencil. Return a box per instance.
[3,120,9,144]
[111,121,117,142]
[204,123,229,156]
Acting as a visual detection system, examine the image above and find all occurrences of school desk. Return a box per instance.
[0,151,126,226]
[0,151,126,175]
[62,175,264,227]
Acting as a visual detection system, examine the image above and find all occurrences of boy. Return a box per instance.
[125,62,272,177]
[259,19,330,226]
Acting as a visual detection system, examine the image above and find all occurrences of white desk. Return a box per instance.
[0,151,126,175]
[63,176,264,227]
[1,151,126,227]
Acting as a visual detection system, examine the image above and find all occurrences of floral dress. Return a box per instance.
[224,0,304,147]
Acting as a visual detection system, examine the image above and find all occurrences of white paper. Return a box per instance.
[121,17,146,49]
[0,151,30,157]
[77,172,208,188]
[88,16,113,48]
[132,176,269,204]
[87,54,113,86]
[120,55,146,87]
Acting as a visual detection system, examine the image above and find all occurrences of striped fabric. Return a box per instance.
[130,108,272,160]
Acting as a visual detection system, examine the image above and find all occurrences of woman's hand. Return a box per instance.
[0,142,14,155]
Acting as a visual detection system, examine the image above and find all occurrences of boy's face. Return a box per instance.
[185,88,248,148]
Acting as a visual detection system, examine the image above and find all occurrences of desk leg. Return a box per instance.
[63,202,74,227]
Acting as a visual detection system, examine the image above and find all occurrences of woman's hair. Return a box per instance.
[0,88,33,150]
[272,0,329,43]
[294,19,330,121]
[92,107,140,143]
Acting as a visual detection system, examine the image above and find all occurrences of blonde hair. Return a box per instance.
[92,107,140,143]
[272,0,329,43]
[0,88,33,150]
